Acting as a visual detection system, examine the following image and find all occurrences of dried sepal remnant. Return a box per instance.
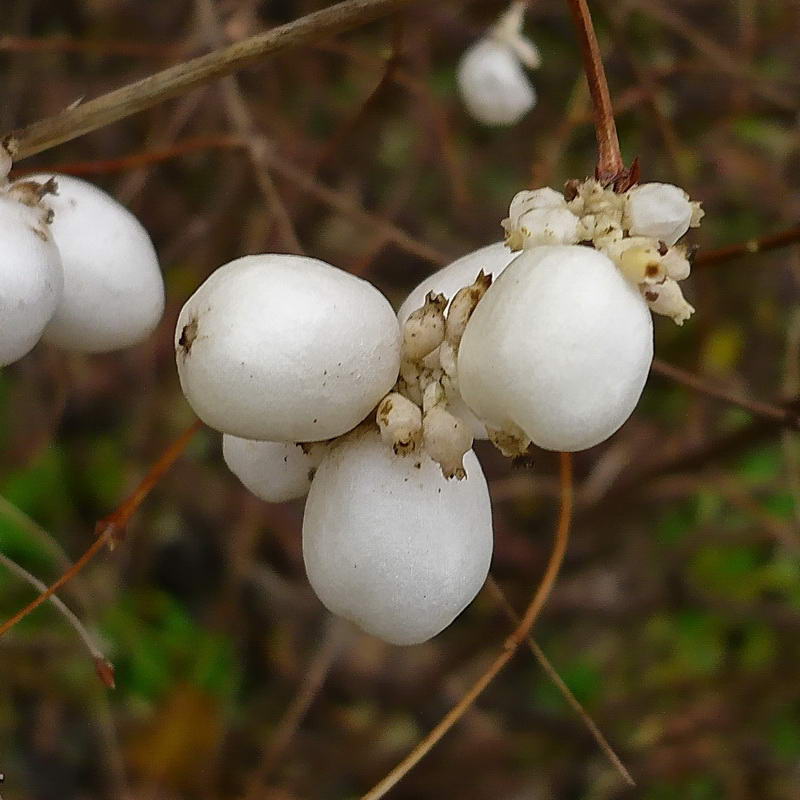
[501,178,703,325]
[377,268,497,478]
[445,271,492,346]
[487,423,531,458]
[402,291,446,361]
[377,392,422,455]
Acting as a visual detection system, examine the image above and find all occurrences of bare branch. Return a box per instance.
[7,0,438,160]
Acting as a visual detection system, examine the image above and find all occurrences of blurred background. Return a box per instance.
[2,0,800,797]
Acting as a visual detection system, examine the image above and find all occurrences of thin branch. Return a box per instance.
[194,0,302,252]
[361,452,573,800]
[13,137,449,266]
[650,358,800,430]
[486,576,635,787]
[564,0,634,188]
[7,0,436,160]
[694,224,800,268]
[0,420,202,638]
[0,551,115,687]
[244,617,347,797]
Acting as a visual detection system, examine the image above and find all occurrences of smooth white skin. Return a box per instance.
[176,254,402,442]
[222,435,324,503]
[302,429,493,645]
[0,196,63,366]
[21,174,165,352]
[398,242,516,324]
[458,245,653,452]
[456,38,536,126]
[624,183,693,246]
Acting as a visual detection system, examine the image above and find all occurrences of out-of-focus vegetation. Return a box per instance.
[2,0,800,798]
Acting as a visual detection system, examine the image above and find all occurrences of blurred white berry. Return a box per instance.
[458,245,653,452]
[624,183,696,246]
[21,174,165,352]
[456,3,539,127]
[223,435,325,503]
[0,193,63,366]
[302,428,493,645]
[175,254,401,442]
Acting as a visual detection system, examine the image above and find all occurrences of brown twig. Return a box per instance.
[486,576,635,787]
[694,224,800,268]
[194,0,302,252]
[0,551,115,687]
[0,420,202,638]
[650,358,800,430]
[244,617,347,797]
[361,452,573,800]
[6,0,446,160]
[565,0,636,189]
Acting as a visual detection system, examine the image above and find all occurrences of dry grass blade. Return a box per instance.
[360,452,573,800]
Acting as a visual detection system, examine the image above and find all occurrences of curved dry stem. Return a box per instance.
[0,420,202,638]
[361,452,573,800]
[0,551,115,687]
[486,576,635,787]
[7,0,435,160]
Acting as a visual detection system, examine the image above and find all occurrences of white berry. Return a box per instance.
[0,194,63,366]
[302,428,493,645]
[176,254,401,442]
[222,435,325,503]
[457,38,536,126]
[22,174,165,352]
[458,245,653,452]
[624,183,694,246]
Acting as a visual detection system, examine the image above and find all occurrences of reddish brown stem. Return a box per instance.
[694,223,800,268]
[0,420,202,638]
[565,0,636,189]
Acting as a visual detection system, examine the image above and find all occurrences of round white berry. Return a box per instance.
[458,245,653,452]
[222,435,325,503]
[624,183,693,246]
[0,195,63,366]
[176,254,401,442]
[398,242,516,324]
[22,174,165,352]
[456,38,536,126]
[302,428,493,645]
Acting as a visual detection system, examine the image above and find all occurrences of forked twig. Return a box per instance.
[486,576,635,787]
[0,551,115,687]
[0,420,202,639]
[361,452,573,800]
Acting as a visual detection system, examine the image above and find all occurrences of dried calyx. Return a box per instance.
[502,178,703,325]
[376,273,493,479]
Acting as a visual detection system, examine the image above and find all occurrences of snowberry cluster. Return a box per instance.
[0,141,165,366]
[177,253,493,645]
[457,1,540,126]
[178,173,703,646]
